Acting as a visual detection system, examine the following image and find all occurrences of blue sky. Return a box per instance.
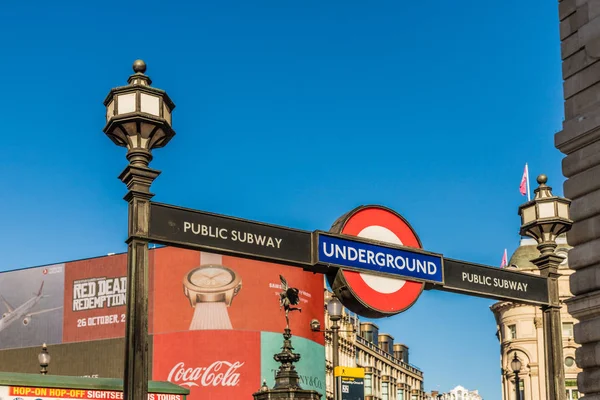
[0,1,563,398]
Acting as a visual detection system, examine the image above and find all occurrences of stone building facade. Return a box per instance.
[323,290,426,400]
[490,236,581,400]
[555,1,600,398]
[435,385,482,400]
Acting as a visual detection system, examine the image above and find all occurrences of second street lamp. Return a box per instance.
[327,295,343,400]
[518,174,572,400]
[511,353,522,400]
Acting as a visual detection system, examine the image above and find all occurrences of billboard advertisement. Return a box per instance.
[0,384,183,400]
[0,247,325,400]
[260,332,326,393]
[151,248,325,400]
[0,264,64,350]
[62,252,156,343]
[152,248,324,342]
[153,330,260,397]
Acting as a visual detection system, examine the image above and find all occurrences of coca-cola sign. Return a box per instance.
[167,361,244,387]
[153,331,261,400]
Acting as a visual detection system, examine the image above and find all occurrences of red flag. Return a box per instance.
[500,249,508,268]
[519,164,528,196]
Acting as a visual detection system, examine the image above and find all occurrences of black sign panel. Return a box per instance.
[340,377,364,400]
[149,202,312,265]
[440,258,549,305]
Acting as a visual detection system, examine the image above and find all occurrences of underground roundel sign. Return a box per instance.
[326,205,425,318]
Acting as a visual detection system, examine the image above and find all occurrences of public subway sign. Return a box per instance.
[316,232,444,284]
[439,259,549,305]
[149,203,312,265]
[148,201,551,309]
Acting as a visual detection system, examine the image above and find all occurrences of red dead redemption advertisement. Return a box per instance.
[152,330,260,399]
[62,252,155,343]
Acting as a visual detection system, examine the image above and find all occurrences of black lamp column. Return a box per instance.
[518,175,571,400]
[103,61,176,400]
[327,295,343,400]
[511,353,522,400]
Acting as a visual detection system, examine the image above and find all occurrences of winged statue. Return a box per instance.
[279,275,302,329]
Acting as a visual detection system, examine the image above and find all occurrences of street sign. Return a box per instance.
[326,205,429,318]
[317,232,443,284]
[148,202,552,311]
[148,203,312,265]
[334,367,364,400]
[439,259,549,305]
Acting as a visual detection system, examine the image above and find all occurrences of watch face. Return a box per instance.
[184,265,240,295]
[190,266,235,288]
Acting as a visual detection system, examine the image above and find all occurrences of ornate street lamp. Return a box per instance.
[518,174,572,400]
[38,343,50,375]
[326,295,343,400]
[104,60,175,400]
[511,353,522,400]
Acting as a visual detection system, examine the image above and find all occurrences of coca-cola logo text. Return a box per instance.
[167,361,244,387]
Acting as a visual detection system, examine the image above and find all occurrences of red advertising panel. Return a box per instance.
[152,247,324,344]
[63,252,155,343]
[153,330,260,399]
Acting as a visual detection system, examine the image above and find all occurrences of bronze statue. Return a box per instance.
[279,275,302,329]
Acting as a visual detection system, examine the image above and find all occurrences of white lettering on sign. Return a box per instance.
[321,242,438,276]
[182,222,283,249]
[72,277,127,311]
[461,272,529,292]
[167,361,244,387]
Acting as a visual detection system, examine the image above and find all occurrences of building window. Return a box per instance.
[566,379,579,399]
[382,382,389,400]
[563,322,574,338]
[397,389,404,400]
[508,324,517,339]
[565,356,576,368]
[364,373,372,396]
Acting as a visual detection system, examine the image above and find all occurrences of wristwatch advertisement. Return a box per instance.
[183,253,242,330]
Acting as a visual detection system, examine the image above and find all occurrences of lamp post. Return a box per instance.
[103,60,176,400]
[511,352,522,400]
[327,295,343,400]
[518,174,572,400]
[38,343,50,375]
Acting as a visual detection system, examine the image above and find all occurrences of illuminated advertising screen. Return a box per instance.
[0,264,64,350]
[0,247,325,400]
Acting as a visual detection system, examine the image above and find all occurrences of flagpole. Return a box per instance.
[526,163,531,201]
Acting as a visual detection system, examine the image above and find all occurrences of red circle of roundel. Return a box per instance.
[340,206,425,314]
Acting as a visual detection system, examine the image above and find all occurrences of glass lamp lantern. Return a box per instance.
[103,60,176,166]
[511,352,522,373]
[327,295,343,322]
[518,174,572,254]
[38,343,50,375]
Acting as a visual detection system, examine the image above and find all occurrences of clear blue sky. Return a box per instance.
[0,1,563,398]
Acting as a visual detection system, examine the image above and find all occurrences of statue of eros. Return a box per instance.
[279,275,302,329]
